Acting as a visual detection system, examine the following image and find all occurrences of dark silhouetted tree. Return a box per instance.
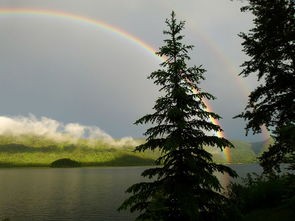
[119,11,237,221]
[236,0,295,173]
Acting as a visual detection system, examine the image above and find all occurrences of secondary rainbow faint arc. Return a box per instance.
[0,7,232,162]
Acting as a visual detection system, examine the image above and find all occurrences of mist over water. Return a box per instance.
[0,115,138,147]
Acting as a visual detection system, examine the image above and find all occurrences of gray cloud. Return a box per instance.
[0,0,265,141]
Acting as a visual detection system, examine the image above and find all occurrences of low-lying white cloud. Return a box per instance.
[0,115,138,147]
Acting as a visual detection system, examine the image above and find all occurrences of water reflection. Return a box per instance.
[0,165,262,221]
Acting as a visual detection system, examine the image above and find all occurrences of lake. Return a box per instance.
[0,164,263,221]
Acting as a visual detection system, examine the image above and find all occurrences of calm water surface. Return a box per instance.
[0,164,262,221]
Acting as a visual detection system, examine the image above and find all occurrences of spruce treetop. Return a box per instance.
[119,11,236,221]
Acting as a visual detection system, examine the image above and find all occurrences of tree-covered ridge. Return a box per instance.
[0,134,267,167]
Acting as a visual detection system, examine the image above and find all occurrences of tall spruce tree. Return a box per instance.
[236,0,295,173]
[119,12,236,221]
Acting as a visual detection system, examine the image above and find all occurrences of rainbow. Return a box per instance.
[207,107,232,163]
[0,8,158,59]
[0,8,263,163]
[190,88,232,163]
[187,22,271,142]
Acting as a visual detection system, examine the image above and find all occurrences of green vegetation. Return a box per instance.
[250,138,274,156]
[0,134,272,167]
[227,173,295,221]
[0,134,158,167]
[50,158,81,167]
[207,140,258,164]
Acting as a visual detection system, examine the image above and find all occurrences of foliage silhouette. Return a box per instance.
[227,173,295,220]
[119,11,236,221]
[50,158,81,167]
[236,0,295,173]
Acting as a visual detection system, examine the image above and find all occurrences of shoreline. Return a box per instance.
[0,162,259,169]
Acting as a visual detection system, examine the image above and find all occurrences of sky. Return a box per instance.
[0,0,268,141]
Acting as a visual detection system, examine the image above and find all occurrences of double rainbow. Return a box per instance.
[0,8,267,163]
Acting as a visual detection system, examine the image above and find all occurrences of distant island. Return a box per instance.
[0,134,272,167]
